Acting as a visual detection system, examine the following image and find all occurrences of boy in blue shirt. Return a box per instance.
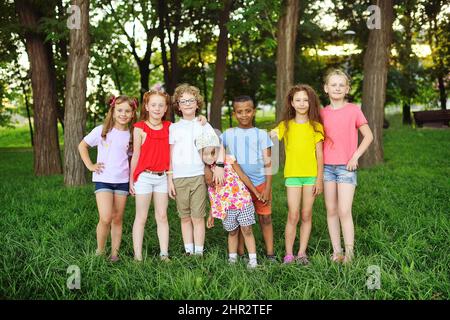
[220,96,275,261]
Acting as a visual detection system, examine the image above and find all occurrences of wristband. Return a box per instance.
[215,162,224,168]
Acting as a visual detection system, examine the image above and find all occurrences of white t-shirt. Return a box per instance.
[169,118,216,179]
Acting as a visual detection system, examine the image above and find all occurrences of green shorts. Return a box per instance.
[285,177,317,187]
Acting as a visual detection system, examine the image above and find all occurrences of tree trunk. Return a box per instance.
[138,61,150,101]
[210,0,233,130]
[360,0,394,168]
[402,103,411,124]
[275,0,300,122]
[15,0,62,175]
[63,0,90,186]
[275,0,300,167]
[438,75,447,110]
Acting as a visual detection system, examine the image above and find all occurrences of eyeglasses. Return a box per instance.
[178,98,196,105]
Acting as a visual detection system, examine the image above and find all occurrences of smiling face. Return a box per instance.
[178,93,198,119]
[113,102,134,126]
[324,74,350,102]
[200,146,219,165]
[233,101,256,128]
[291,90,310,116]
[145,94,167,121]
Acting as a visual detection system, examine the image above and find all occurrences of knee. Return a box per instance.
[301,209,312,224]
[338,208,352,219]
[327,207,338,217]
[240,226,253,236]
[229,228,239,237]
[112,212,123,225]
[99,216,112,226]
[155,211,168,224]
[287,211,300,225]
[259,215,272,226]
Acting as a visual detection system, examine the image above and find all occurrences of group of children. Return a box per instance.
[78,68,373,268]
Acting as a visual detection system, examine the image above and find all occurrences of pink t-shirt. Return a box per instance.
[320,103,368,165]
[83,125,131,183]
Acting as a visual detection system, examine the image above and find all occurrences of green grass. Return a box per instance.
[0,114,449,299]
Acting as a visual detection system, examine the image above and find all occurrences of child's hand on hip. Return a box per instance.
[346,156,359,171]
[89,162,104,174]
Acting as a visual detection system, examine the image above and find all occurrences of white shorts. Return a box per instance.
[134,171,168,194]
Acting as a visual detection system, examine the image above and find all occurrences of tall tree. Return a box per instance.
[275,0,300,122]
[360,0,394,167]
[210,0,233,130]
[64,0,90,186]
[15,0,62,175]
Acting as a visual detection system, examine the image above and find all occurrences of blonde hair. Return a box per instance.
[140,89,172,121]
[324,68,351,87]
[173,83,204,117]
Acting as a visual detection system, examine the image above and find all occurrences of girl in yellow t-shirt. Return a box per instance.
[270,84,324,265]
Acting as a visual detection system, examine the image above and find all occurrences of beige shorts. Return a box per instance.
[173,175,207,219]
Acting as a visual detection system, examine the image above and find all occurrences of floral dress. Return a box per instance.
[208,155,253,219]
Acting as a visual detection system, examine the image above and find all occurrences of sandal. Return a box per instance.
[330,252,344,263]
[295,254,310,265]
[283,254,295,264]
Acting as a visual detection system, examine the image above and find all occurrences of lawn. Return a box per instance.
[0,114,449,299]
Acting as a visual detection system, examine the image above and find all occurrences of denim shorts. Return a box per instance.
[323,165,357,186]
[94,182,129,195]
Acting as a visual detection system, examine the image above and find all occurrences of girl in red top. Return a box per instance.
[130,87,208,261]
[130,88,172,261]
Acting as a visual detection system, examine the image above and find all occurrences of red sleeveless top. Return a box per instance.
[133,120,171,182]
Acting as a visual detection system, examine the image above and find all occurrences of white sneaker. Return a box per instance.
[247,260,258,269]
[228,257,238,264]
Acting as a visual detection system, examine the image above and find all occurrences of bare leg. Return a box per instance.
[237,228,245,256]
[95,192,114,255]
[324,182,342,255]
[241,225,257,254]
[192,217,205,249]
[259,215,274,256]
[285,187,302,256]
[133,193,152,261]
[228,228,239,254]
[152,192,169,255]
[298,185,315,256]
[337,183,356,261]
[181,217,194,250]
[110,194,127,257]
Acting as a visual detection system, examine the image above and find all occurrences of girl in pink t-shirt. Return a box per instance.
[320,69,373,263]
[79,95,138,262]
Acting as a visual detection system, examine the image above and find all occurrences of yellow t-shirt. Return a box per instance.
[274,120,324,178]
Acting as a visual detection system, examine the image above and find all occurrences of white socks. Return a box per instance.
[194,245,204,255]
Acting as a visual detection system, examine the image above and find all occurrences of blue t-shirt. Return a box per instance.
[221,127,273,186]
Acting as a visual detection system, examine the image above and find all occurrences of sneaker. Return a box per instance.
[283,254,295,264]
[295,254,310,265]
[266,254,277,263]
[247,260,258,269]
[110,255,120,263]
[228,257,238,264]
